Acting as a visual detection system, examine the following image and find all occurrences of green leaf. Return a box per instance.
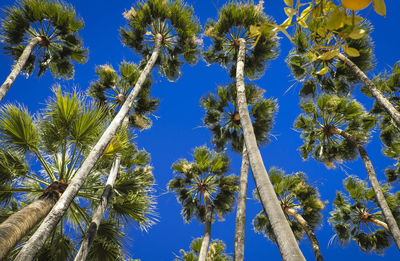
[348,28,367,40]
[316,66,329,75]
[373,0,386,17]
[284,7,296,17]
[317,49,339,60]
[343,46,360,57]
[284,0,293,7]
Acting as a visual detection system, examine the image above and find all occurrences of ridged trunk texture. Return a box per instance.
[14,34,163,261]
[337,128,400,251]
[336,53,400,129]
[0,198,55,260]
[285,208,323,261]
[236,39,305,261]
[74,155,121,261]
[234,145,249,261]
[198,194,212,261]
[0,37,42,103]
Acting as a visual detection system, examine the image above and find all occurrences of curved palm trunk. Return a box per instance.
[0,198,55,260]
[198,194,212,261]
[285,208,323,261]
[370,218,389,231]
[234,145,249,261]
[236,39,305,261]
[74,155,121,261]
[336,53,400,129]
[0,37,42,103]
[14,34,163,261]
[336,128,400,250]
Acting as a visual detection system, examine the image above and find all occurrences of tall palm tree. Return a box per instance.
[75,61,159,261]
[203,2,305,260]
[329,176,400,254]
[175,237,232,261]
[15,1,201,259]
[200,82,277,260]
[168,146,238,261]
[0,0,87,102]
[0,89,105,259]
[253,168,325,261]
[286,0,400,128]
[294,94,400,250]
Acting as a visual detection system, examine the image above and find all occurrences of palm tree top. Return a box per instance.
[175,237,232,261]
[203,1,278,79]
[329,176,400,254]
[120,0,201,81]
[168,146,238,223]
[294,94,376,167]
[0,0,88,78]
[201,82,277,153]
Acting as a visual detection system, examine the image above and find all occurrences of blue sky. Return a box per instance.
[1,0,400,260]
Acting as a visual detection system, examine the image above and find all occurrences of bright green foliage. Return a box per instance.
[88,61,159,130]
[0,0,87,78]
[168,146,238,223]
[200,82,277,153]
[120,0,201,81]
[369,61,400,182]
[294,94,376,168]
[175,237,232,261]
[287,25,374,97]
[253,168,324,242]
[203,1,278,79]
[329,176,400,254]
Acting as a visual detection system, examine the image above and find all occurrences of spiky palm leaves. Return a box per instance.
[287,26,374,97]
[0,0,87,102]
[88,61,159,130]
[329,176,400,254]
[168,146,238,261]
[203,1,278,79]
[253,168,324,261]
[295,94,400,249]
[175,237,232,261]
[0,89,106,259]
[201,82,277,153]
[120,0,201,81]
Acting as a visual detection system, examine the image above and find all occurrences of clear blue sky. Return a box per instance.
[1,0,399,260]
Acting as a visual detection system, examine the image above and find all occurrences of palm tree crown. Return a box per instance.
[0,0,87,78]
[175,237,232,261]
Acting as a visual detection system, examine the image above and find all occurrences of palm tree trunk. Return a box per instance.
[336,128,400,250]
[74,155,121,261]
[198,193,212,261]
[234,145,249,261]
[0,36,42,103]
[336,53,400,129]
[14,34,163,261]
[285,208,323,261]
[0,197,55,260]
[236,38,305,261]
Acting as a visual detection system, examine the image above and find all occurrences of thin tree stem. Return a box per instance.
[236,38,305,261]
[198,193,212,261]
[14,34,163,261]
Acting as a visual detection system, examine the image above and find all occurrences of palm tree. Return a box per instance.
[0,89,105,259]
[200,82,277,260]
[168,146,238,261]
[75,61,159,261]
[253,168,325,261]
[15,1,201,259]
[286,1,400,128]
[0,0,87,102]
[175,237,232,261]
[203,2,305,260]
[294,94,400,250]
[329,176,400,254]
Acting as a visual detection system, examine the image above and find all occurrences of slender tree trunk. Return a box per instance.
[0,37,42,103]
[198,193,212,261]
[336,128,400,250]
[285,208,323,261]
[336,53,400,129]
[14,34,163,261]
[236,39,305,261]
[234,145,249,261]
[370,218,389,231]
[0,198,55,260]
[74,155,121,261]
